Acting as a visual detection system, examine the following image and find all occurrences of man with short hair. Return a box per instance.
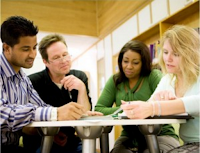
[0,16,101,153]
[23,34,92,153]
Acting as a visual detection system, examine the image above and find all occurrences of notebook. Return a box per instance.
[118,112,194,119]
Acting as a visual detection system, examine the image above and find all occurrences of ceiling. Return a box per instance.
[1,0,149,60]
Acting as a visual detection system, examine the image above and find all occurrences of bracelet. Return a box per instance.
[156,101,161,117]
[150,102,155,117]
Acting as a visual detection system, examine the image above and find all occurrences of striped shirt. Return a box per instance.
[0,53,53,145]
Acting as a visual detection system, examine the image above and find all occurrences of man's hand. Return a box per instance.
[22,127,38,135]
[60,74,91,111]
[60,75,85,91]
[57,102,86,120]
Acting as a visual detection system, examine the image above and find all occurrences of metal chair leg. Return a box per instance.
[139,125,161,153]
[100,126,113,153]
[37,127,60,153]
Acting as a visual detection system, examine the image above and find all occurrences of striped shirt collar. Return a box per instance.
[0,53,26,80]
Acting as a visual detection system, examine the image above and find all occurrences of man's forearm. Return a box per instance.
[77,89,91,110]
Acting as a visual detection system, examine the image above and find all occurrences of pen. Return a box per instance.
[68,90,72,101]
[112,107,123,116]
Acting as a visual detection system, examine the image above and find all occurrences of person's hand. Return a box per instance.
[85,111,103,116]
[22,127,38,135]
[57,102,86,120]
[61,75,85,91]
[61,75,91,111]
[121,100,152,119]
[151,90,177,101]
[54,131,67,147]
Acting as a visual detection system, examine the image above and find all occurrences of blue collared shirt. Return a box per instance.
[0,53,53,145]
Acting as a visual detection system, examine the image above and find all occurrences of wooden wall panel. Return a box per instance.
[97,0,152,38]
[1,0,97,36]
[1,0,153,38]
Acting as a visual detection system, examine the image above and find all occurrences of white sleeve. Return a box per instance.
[149,74,175,100]
[181,77,200,116]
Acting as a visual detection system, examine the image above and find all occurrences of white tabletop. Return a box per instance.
[27,118,186,127]
[28,117,187,153]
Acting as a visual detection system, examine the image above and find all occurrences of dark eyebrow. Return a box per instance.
[21,46,30,49]
[123,56,140,60]
[34,43,38,48]
[21,43,37,49]
[123,56,128,59]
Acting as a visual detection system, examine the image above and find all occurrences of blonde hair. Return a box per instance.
[159,25,200,88]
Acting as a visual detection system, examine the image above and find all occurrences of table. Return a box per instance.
[27,117,186,153]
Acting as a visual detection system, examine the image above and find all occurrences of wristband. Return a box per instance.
[50,107,58,121]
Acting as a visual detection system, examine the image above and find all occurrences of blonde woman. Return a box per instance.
[121,25,200,152]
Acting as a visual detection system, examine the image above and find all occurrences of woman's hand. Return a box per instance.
[121,100,152,119]
[150,90,177,101]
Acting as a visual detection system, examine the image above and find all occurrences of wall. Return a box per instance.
[97,0,152,38]
[72,46,98,110]
[1,0,97,36]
